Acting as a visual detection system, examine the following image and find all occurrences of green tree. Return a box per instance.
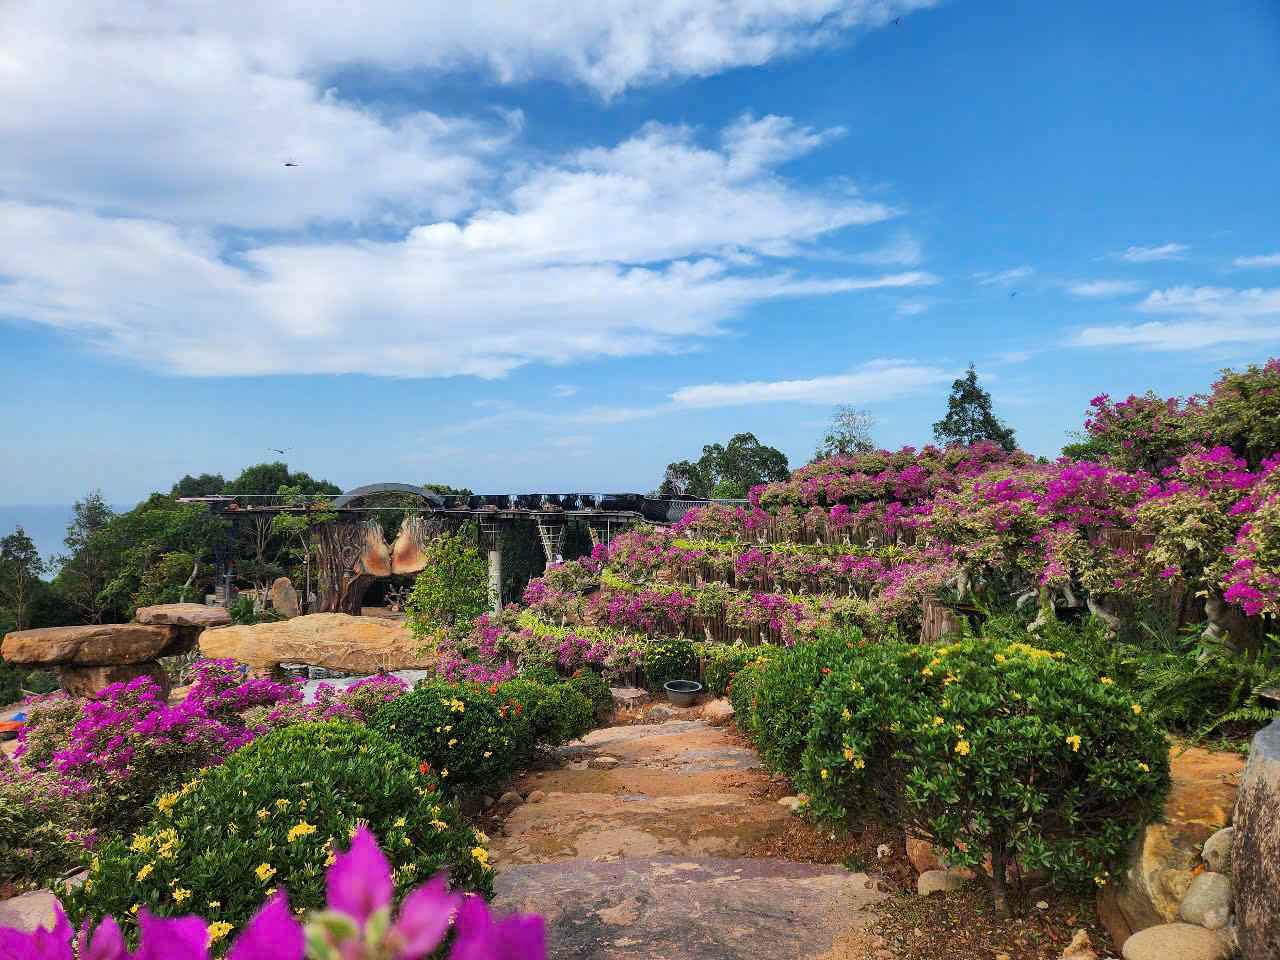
[1060,429,1110,462]
[932,363,1018,451]
[271,485,338,611]
[815,405,877,460]
[55,491,116,623]
[657,433,789,499]
[404,526,488,635]
[169,473,226,499]
[223,462,341,499]
[0,526,45,631]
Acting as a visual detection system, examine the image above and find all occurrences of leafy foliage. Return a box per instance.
[61,722,492,947]
[565,670,613,718]
[657,432,789,499]
[368,681,527,793]
[800,635,1171,916]
[702,646,763,698]
[495,679,593,749]
[405,528,488,632]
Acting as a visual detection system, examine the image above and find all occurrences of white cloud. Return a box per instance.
[976,265,1031,286]
[552,385,578,397]
[1112,243,1189,263]
[998,351,1031,364]
[1069,280,1141,297]
[668,363,951,408]
[896,300,930,316]
[1075,285,1280,350]
[1234,253,1280,269]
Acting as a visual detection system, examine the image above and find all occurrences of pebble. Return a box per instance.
[498,791,524,805]
[1036,900,1049,910]
[1200,826,1233,875]
[1120,922,1228,960]
[588,755,620,770]
[776,796,803,812]
[525,790,546,803]
[1178,871,1232,930]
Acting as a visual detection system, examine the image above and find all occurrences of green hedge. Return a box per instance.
[495,679,593,749]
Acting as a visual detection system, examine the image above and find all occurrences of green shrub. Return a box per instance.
[61,722,491,947]
[725,649,777,732]
[495,679,593,749]
[704,646,763,698]
[228,595,286,626]
[0,770,93,889]
[746,632,864,776]
[565,670,613,718]
[518,664,561,686]
[800,636,1171,917]
[368,681,528,792]
[642,638,697,693]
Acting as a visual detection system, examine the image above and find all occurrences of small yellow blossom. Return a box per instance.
[403,836,412,846]
[207,922,233,944]
[1132,703,1142,715]
[483,751,492,758]
[1138,762,1150,772]
[933,716,945,726]
[287,822,317,843]
[955,740,971,756]
[257,808,269,820]
[448,738,458,748]
[255,863,276,883]
[440,769,448,778]
[130,905,140,915]
[953,724,964,733]
[156,792,180,815]
[1100,676,1114,685]
[265,887,277,897]
[172,888,191,904]
[921,667,933,677]
[943,674,957,685]
[854,758,865,769]
[471,847,490,868]
[843,747,855,761]
[394,817,407,828]
[841,707,851,719]
[1066,734,1082,752]
[325,849,336,867]
[994,654,1006,663]
[136,864,154,882]
[275,798,289,808]
[820,768,829,779]
[208,901,221,909]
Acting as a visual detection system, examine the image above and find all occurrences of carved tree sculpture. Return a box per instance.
[314,514,445,614]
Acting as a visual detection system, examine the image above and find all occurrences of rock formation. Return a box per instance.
[1234,717,1280,960]
[271,577,300,618]
[133,603,230,629]
[198,613,434,675]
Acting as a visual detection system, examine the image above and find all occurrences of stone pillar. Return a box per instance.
[481,519,504,613]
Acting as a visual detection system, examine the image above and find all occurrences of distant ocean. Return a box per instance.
[0,505,132,571]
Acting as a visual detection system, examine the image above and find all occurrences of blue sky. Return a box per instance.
[2,0,1278,504]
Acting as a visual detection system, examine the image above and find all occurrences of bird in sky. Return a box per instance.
[269,447,291,455]
[283,157,298,167]
[894,17,901,25]
[1011,290,1017,297]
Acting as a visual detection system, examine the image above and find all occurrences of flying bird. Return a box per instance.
[269,448,291,455]
[894,17,901,24]
[283,157,299,167]
[1010,291,1017,297]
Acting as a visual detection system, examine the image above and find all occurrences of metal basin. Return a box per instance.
[664,679,703,707]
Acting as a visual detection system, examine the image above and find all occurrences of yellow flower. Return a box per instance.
[448,739,458,748]
[265,887,277,897]
[130,904,141,915]
[955,740,971,756]
[483,751,492,758]
[208,901,221,909]
[841,707,851,719]
[325,849,336,867]
[933,716,945,726]
[854,758,865,769]
[921,667,933,677]
[255,863,276,883]
[943,674,957,685]
[1100,676,1114,685]
[257,808,270,820]
[129,835,153,853]
[275,798,289,808]
[994,654,1006,663]
[136,864,154,882]
[156,792,180,815]
[207,922,233,944]
[394,817,407,828]
[1132,703,1142,715]
[471,846,490,868]
[953,724,964,733]
[440,769,448,778]
[1066,734,1082,752]
[431,819,449,831]
[287,821,317,843]
[820,768,829,779]
[1138,762,1150,772]
[403,836,412,846]
[172,888,191,904]
[843,747,855,761]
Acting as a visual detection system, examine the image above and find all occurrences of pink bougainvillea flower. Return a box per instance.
[388,876,460,959]
[449,896,546,960]
[132,910,211,960]
[227,893,303,960]
[327,826,393,927]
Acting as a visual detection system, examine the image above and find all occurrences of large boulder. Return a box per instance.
[271,578,300,618]
[58,661,170,699]
[1,624,189,666]
[134,603,230,629]
[198,613,434,674]
[1234,717,1280,960]
[1097,745,1244,949]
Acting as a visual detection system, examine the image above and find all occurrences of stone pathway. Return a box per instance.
[488,718,884,959]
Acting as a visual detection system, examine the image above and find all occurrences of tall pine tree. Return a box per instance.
[932,363,1018,451]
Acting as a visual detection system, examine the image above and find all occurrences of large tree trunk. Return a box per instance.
[314,521,383,614]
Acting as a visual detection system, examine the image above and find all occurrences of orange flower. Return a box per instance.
[419,762,431,776]
[487,684,498,694]
[821,667,831,674]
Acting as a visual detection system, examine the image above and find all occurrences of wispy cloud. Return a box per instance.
[1234,253,1280,269]
[998,350,1032,364]
[1112,243,1188,263]
[1075,285,1280,350]
[552,384,577,397]
[1069,280,1142,297]
[896,299,931,317]
[976,265,1032,286]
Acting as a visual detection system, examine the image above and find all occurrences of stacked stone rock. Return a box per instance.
[0,603,230,699]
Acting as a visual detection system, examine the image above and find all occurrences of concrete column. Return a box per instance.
[487,546,503,613]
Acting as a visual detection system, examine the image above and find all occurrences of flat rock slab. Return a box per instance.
[1,623,190,666]
[492,856,884,960]
[0,889,59,933]
[489,790,790,865]
[135,603,230,628]
[558,722,759,774]
[199,613,435,674]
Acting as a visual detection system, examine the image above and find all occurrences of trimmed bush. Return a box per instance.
[0,771,94,890]
[495,679,594,749]
[641,638,697,693]
[704,646,763,698]
[725,649,776,732]
[565,670,613,719]
[800,636,1171,917]
[745,631,863,776]
[518,665,561,686]
[368,681,528,792]
[61,722,491,948]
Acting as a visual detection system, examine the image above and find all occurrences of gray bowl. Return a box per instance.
[664,679,703,707]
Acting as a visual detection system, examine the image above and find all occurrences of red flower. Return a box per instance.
[419,762,431,776]
[821,667,831,674]
[487,684,498,694]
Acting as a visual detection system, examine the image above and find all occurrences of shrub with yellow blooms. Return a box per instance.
[59,722,491,952]
[800,635,1170,918]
